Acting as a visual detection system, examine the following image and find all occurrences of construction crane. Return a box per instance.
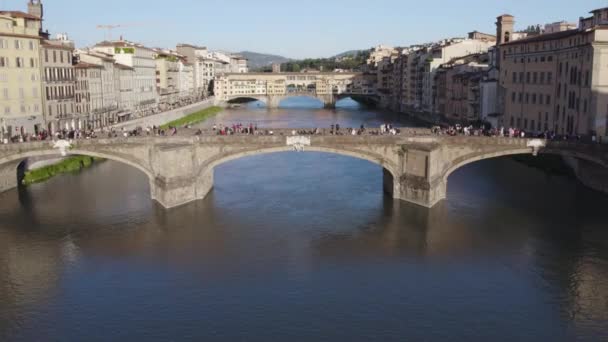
[96,23,142,41]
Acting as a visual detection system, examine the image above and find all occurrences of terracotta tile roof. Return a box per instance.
[0,11,41,20]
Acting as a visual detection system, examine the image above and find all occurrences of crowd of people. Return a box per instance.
[431,124,591,142]
[0,121,601,144]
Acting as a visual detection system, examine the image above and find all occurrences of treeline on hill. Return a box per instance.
[257,51,370,72]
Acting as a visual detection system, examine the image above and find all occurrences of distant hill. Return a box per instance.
[240,51,291,70]
[332,50,368,59]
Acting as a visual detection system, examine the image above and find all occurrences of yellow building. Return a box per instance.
[0,10,44,137]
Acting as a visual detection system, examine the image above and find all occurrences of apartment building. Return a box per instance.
[41,36,77,131]
[0,9,44,136]
[154,50,180,109]
[92,40,158,118]
[73,62,103,128]
[434,54,490,122]
[499,8,608,137]
[76,50,120,127]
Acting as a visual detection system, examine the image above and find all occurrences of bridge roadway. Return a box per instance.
[1,129,607,209]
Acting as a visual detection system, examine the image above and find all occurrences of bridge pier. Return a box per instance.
[0,159,21,194]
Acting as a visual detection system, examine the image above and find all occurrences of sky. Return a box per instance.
[2,0,607,58]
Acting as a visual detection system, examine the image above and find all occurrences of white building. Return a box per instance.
[177,60,195,103]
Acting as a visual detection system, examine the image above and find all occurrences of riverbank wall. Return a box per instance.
[107,98,215,131]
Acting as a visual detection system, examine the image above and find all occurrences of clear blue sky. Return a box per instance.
[3,0,607,58]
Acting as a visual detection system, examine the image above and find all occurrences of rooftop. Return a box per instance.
[500,28,582,46]
[0,11,41,20]
[74,62,103,69]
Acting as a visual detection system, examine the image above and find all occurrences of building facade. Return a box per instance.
[0,9,44,137]
[499,8,608,137]
[93,40,158,118]
[41,36,77,131]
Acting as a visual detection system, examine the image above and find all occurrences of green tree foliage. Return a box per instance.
[281,50,370,72]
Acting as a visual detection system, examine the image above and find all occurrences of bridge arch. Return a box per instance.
[0,148,155,198]
[226,96,268,106]
[192,145,401,201]
[442,147,608,183]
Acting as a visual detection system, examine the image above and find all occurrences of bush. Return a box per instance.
[22,156,105,186]
[160,106,223,129]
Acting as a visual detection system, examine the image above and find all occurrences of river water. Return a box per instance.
[1,98,608,341]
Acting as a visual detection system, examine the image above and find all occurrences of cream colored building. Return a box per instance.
[154,50,180,109]
[74,62,103,128]
[75,49,120,128]
[0,10,44,137]
[499,8,608,137]
[41,36,77,131]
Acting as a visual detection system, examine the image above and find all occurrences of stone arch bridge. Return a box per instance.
[1,132,607,209]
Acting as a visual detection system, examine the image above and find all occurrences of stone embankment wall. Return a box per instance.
[107,98,216,131]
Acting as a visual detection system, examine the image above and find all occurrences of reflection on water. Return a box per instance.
[1,99,607,341]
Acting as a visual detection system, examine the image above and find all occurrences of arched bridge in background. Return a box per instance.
[1,132,607,209]
[215,72,379,108]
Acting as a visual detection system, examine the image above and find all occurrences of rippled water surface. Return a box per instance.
[1,99,608,341]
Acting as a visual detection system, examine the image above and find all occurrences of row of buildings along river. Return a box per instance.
[364,7,608,140]
[2,1,608,142]
[0,0,248,137]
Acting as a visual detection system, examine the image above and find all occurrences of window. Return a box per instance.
[546,95,551,105]
[15,57,23,68]
[14,40,22,49]
[19,88,24,99]
[532,94,537,104]
[533,72,538,84]
[0,57,7,67]
[0,39,6,49]
[32,87,37,98]
[540,72,545,84]
[45,49,48,63]
[2,88,8,99]
[547,72,552,84]
[512,92,516,102]
[584,99,588,113]
[28,41,34,50]
[29,58,34,68]
[53,51,56,63]
[585,70,590,87]
[20,105,25,113]
[525,93,529,104]
[526,72,530,83]
[512,72,517,83]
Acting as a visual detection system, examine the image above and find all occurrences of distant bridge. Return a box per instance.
[2,131,607,209]
[214,72,379,108]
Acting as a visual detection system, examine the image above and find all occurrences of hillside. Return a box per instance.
[240,51,291,70]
